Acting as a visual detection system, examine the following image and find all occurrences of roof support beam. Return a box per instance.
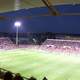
[41,0,60,16]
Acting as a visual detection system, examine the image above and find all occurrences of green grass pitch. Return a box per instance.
[0,48,80,80]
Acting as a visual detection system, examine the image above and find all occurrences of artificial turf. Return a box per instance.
[0,48,80,80]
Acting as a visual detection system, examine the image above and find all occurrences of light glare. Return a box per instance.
[14,21,21,27]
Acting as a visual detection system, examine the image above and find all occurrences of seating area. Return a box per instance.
[0,36,80,55]
[0,37,40,50]
[41,39,80,54]
[0,37,16,50]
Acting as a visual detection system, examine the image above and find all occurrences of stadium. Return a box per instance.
[0,0,80,80]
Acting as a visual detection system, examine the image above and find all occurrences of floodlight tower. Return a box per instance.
[14,21,21,45]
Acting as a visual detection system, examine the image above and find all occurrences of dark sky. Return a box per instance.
[0,4,80,34]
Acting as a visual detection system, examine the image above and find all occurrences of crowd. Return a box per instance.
[0,68,48,80]
[0,37,16,50]
[0,37,80,54]
[0,37,40,50]
[41,39,80,54]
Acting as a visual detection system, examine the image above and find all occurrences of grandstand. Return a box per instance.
[0,37,16,50]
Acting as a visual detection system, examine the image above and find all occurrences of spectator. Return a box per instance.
[3,71,13,80]
[13,73,23,80]
[0,70,5,79]
[43,77,48,80]
[28,76,37,80]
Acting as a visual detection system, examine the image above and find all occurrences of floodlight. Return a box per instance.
[14,21,21,27]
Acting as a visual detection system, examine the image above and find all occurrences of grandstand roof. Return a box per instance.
[0,0,80,12]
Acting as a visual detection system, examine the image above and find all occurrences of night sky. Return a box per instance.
[0,4,80,34]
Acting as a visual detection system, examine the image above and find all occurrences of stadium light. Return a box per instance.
[14,21,21,45]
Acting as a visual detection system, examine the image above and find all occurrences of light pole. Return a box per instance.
[14,21,21,45]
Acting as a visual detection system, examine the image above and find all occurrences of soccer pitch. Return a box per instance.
[0,49,80,80]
